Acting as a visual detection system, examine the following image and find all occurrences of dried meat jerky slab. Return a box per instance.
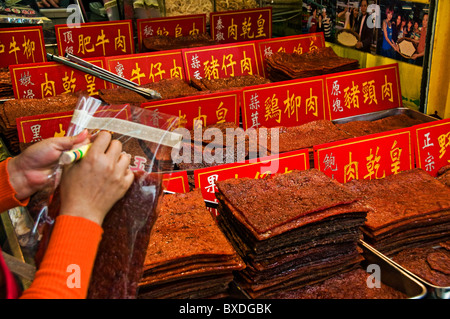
[345,168,450,231]
[191,75,270,92]
[262,120,352,154]
[216,169,360,238]
[392,246,450,287]
[87,171,163,299]
[270,267,407,299]
[142,33,216,52]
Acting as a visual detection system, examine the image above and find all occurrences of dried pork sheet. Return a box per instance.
[190,74,270,92]
[345,168,450,254]
[216,169,363,239]
[271,267,407,299]
[143,33,216,51]
[138,189,244,298]
[261,120,353,154]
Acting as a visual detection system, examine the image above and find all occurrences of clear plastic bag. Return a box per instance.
[33,95,181,299]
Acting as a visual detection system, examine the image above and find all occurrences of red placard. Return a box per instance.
[103,50,185,87]
[9,58,108,99]
[0,26,47,68]
[255,33,325,78]
[182,41,263,81]
[16,111,74,143]
[137,14,207,52]
[314,127,414,183]
[195,149,309,203]
[241,76,327,130]
[210,7,272,44]
[324,64,402,120]
[55,20,134,58]
[141,90,240,130]
[163,170,190,193]
[412,118,450,177]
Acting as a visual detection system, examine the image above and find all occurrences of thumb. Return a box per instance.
[52,129,90,152]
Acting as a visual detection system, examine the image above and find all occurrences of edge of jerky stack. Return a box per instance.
[345,168,450,255]
[215,169,369,298]
[138,189,245,299]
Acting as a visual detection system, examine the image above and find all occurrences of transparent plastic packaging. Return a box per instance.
[31,95,181,299]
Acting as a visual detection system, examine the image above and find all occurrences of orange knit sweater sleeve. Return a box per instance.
[0,158,103,299]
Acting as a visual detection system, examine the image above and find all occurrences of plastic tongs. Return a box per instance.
[46,52,162,99]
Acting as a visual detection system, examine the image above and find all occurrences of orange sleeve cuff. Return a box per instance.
[20,215,103,299]
[0,158,29,212]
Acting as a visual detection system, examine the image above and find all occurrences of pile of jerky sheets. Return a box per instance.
[138,189,245,299]
[345,168,450,255]
[215,169,368,298]
[266,47,359,82]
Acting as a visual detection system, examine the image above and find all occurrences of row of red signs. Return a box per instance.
[0,8,272,68]
[8,31,326,99]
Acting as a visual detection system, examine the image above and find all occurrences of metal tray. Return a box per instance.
[359,240,427,299]
[332,107,436,124]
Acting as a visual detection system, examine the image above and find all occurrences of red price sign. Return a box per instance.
[210,7,272,44]
[9,58,108,99]
[324,64,402,120]
[16,111,73,143]
[103,50,185,87]
[141,90,240,130]
[314,127,414,183]
[55,20,134,58]
[137,14,206,52]
[255,33,325,78]
[413,119,450,177]
[0,26,46,68]
[163,170,190,193]
[241,76,328,130]
[195,149,309,203]
[182,41,263,82]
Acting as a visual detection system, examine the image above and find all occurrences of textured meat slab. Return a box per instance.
[392,245,450,287]
[271,267,407,299]
[345,168,450,230]
[142,189,243,270]
[216,169,359,236]
[263,120,353,154]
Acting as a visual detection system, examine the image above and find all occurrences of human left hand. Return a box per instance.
[7,130,90,201]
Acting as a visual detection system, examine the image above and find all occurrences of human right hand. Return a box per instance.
[59,131,134,226]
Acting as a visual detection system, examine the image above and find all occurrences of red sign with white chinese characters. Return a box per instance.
[195,149,310,203]
[163,170,190,193]
[324,64,402,120]
[16,111,74,143]
[9,58,108,99]
[55,20,134,58]
[210,7,272,44]
[137,14,207,52]
[240,76,327,130]
[0,26,47,68]
[103,50,186,87]
[182,41,263,81]
[255,33,325,78]
[314,127,414,183]
[141,90,241,130]
[412,118,450,177]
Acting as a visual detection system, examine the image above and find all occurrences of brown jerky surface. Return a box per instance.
[345,168,450,230]
[142,33,216,51]
[271,267,407,299]
[191,75,270,92]
[216,169,359,237]
[263,120,353,154]
[142,189,242,270]
[392,246,450,287]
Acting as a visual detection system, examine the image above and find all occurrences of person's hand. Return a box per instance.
[410,53,417,59]
[59,131,134,226]
[356,41,363,49]
[7,130,90,202]
[37,0,60,8]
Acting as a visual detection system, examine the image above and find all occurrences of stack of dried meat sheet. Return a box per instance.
[0,69,14,99]
[138,189,245,299]
[215,169,369,298]
[190,74,270,92]
[266,46,359,82]
[345,168,450,255]
[0,94,78,154]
